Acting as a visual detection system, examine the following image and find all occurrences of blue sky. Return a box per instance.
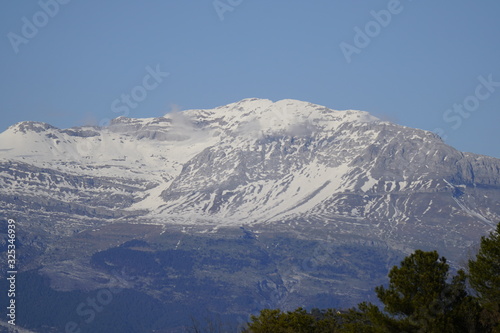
[1,0,499,157]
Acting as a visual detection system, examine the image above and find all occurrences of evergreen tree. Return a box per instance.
[360,250,479,332]
[244,308,341,333]
[244,308,314,333]
[468,222,500,332]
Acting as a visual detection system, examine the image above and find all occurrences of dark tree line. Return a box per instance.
[244,222,500,333]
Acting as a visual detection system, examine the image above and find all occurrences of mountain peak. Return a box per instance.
[8,121,58,134]
[178,98,380,138]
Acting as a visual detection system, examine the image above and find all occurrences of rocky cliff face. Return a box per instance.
[1,98,499,331]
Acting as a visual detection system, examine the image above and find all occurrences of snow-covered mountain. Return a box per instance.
[2,98,498,236]
[0,98,379,223]
[1,98,500,331]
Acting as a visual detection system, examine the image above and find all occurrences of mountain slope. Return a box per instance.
[1,98,499,331]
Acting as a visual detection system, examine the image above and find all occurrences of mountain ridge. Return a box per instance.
[1,98,499,230]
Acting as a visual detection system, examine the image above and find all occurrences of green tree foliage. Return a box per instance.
[376,250,448,316]
[244,308,340,333]
[356,250,483,332]
[469,223,500,331]
[338,304,381,333]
